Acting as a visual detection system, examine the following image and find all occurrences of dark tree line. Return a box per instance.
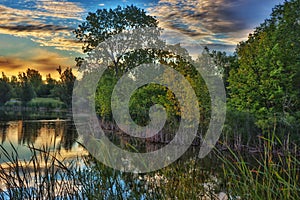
[0,67,76,107]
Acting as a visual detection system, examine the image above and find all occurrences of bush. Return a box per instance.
[27,98,66,109]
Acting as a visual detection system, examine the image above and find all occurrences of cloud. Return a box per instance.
[0,48,76,79]
[0,3,84,53]
[147,0,253,51]
[32,37,83,52]
[0,24,72,32]
[35,0,85,20]
[0,57,23,70]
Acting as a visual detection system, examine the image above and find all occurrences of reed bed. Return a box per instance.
[0,143,223,200]
[218,133,300,200]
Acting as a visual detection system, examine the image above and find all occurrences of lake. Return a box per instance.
[0,114,226,199]
[0,119,87,164]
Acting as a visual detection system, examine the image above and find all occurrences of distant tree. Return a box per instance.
[18,72,35,104]
[25,68,43,97]
[46,74,57,96]
[203,47,238,94]
[53,66,76,107]
[9,75,21,99]
[38,74,58,97]
[0,72,11,105]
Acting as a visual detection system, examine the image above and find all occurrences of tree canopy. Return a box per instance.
[227,0,300,129]
[74,5,158,53]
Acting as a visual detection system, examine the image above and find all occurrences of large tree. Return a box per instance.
[74,5,161,75]
[74,4,211,137]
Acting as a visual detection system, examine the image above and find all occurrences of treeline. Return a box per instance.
[0,66,76,108]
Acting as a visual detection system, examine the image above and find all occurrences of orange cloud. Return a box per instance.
[0,49,77,79]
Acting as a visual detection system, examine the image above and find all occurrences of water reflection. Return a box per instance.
[0,120,87,163]
[0,120,226,199]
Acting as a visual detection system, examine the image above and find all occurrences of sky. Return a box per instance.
[0,0,285,79]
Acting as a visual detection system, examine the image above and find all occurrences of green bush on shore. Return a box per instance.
[3,98,66,110]
[27,98,66,109]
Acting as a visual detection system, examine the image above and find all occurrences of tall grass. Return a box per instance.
[219,133,300,200]
[0,143,224,199]
[1,132,299,199]
[0,144,81,199]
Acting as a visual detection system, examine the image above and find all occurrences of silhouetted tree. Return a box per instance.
[0,73,11,105]
[74,5,159,74]
[53,66,76,107]
[18,72,35,104]
[26,68,43,97]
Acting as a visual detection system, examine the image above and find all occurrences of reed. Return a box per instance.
[0,143,223,199]
[218,133,300,200]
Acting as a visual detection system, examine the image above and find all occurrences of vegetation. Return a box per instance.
[75,5,211,138]
[228,0,300,132]
[0,67,76,110]
[0,73,11,106]
[219,134,300,199]
[27,98,66,110]
[203,0,300,148]
[0,144,223,199]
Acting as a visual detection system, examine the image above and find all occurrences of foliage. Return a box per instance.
[18,72,36,104]
[227,0,300,130]
[0,143,223,200]
[27,98,66,109]
[25,68,43,96]
[38,74,57,98]
[204,47,239,94]
[74,5,158,54]
[95,69,118,121]
[0,144,80,199]
[0,67,75,109]
[52,66,76,107]
[9,75,22,99]
[0,73,11,105]
[76,5,212,136]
